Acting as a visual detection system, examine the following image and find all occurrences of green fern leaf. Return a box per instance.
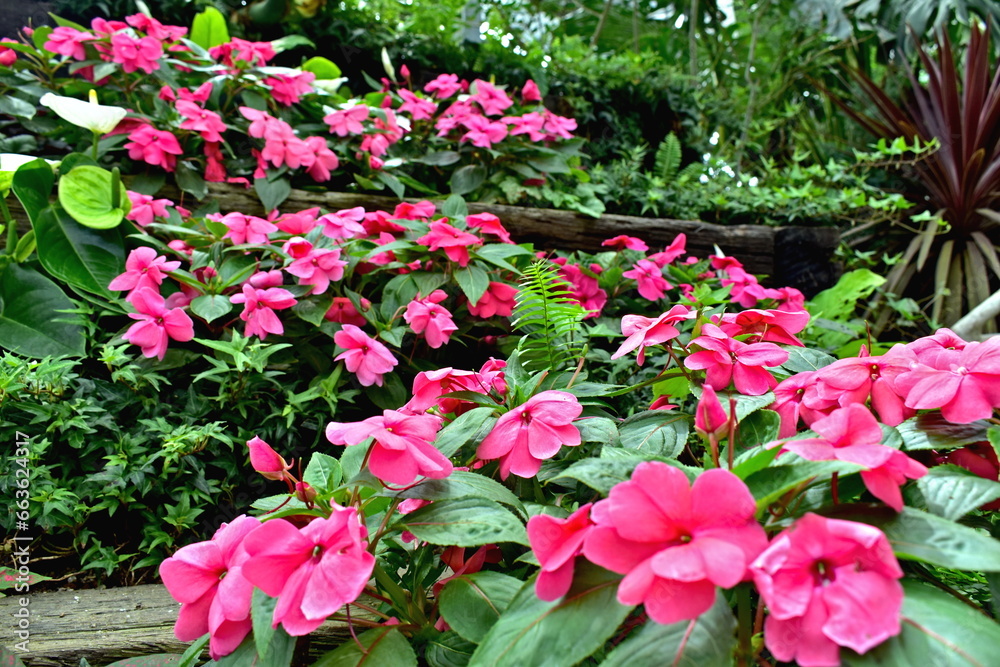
[654,132,682,181]
[511,260,588,373]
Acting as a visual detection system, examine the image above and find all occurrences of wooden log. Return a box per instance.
[6,181,842,293]
[0,584,366,666]
[158,183,841,287]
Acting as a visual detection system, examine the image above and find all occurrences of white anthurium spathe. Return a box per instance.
[0,153,59,172]
[39,91,128,135]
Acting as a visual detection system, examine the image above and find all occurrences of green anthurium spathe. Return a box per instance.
[58,165,131,229]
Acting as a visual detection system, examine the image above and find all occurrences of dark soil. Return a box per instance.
[0,0,54,40]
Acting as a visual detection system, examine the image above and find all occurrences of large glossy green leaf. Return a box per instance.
[431,407,496,457]
[896,414,990,451]
[58,165,130,229]
[11,158,55,224]
[32,205,124,298]
[392,470,527,519]
[911,465,1000,520]
[618,411,689,458]
[469,564,632,667]
[303,452,343,494]
[424,631,476,667]
[601,591,736,667]
[313,627,417,667]
[455,264,490,305]
[878,507,1000,571]
[440,571,524,643]
[744,460,862,508]
[189,6,229,49]
[0,263,85,357]
[844,580,1000,666]
[394,498,528,546]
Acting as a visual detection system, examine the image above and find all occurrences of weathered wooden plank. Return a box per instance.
[0,584,364,666]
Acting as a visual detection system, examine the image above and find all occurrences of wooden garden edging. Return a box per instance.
[0,584,363,666]
[160,184,842,294]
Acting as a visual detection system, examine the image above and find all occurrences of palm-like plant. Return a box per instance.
[838,22,1000,329]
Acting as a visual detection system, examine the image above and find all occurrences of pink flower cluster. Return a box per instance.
[527,463,905,666]
[160,505,374,659]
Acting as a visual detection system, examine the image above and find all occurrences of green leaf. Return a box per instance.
[0,264,85,357]
[176,634,209,667]
[618,411,689,458]
[176,161,208,200]
[450,165,487,196]
[877,507,1000,571]
[550,453,695,496]
[101,656,183,666]
[301,56,342,79]
[912,465,1000,520]
[270,35,314,53]
[455,264,491,304]
[424,632,476,667]
[735,409,781,449]
[0,646,28,667]
[303,452,342,494]
[844,580,1000,666]
[189,295,232,323]
[292,297,330,327]
[433,406,496,457]
[313,627,417,667]
[58,166,131,229]
[189,6,229,49]
[469,564,631,667]
[395,498,528,547]
[896,414,990,451]
[440,571,524,643]
[11,158,55,224]
[808,269,885,322]
[0,95,36,119]
[780,346,837,374]
[744,460,862,508]
[251,589,276,661]
[419,151,463,167]
[32,205,125,298]
[441,194,468,219]
[577,417,620,445]
[392,470,527,519]
[601,590,736,666]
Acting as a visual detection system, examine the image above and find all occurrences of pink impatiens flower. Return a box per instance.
[527,503,593,600]
[325,297,369,327]
[44,27,95,60]
[424,73,464,99]
[122,288,195,360]
[215,212,278,245]
[684,323,788,395]
[325,410,451,485]
[125,125,183,171]
[751,513,904,666]
[229,283,297,340]
[601,235,649,252]
[416,220,482,267]
[334,324,398,387]
[470,79,513,116]
[159,515,261,660]
[285,243,347,295]
[241,507,375,636]
[125,191,173,227]
[468,281,518,318]
[404,290,459,348]
[583,463,768,625]
[611,305,692,366]
[465,212,513,244]
[110,33,163,73]
[713,309,810,347]
[476,390,582,479]
[176,100,227,142]
[108,247,181,296]
[265,71,316,106]
[623,259,671,301]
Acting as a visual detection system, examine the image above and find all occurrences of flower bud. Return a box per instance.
[294,481,317,504]
[247,436,292,481]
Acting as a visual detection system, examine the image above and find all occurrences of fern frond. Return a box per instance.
[654,132,682,181]
[512,260,588,373]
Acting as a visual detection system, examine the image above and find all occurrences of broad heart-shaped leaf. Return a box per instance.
[601,590,736,667]
[432,407,497,458]
[455,264,490,305]
[896,414,990,451]
[189,6,230,49]
[843,580,1000,666]
[874,507,1000,571]
[911,465,1000,521]
[11,158,54,223]
[391,470,527,519]
[303,452,343,494]
[313,627,417,667]
[735,409,781,450]
[469,564,632,667]
[440,571,524,643]
[254,175,291,213]
[395,498,528,546]
[32,205,125,298]
[0,263,85,357]
[189,295,233,323]
[301,56,342,79]
[58,165,131,229]
[618,411,689,458]
[424,631,477,667]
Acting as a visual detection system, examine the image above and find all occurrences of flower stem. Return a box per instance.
[736,584,753,667]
